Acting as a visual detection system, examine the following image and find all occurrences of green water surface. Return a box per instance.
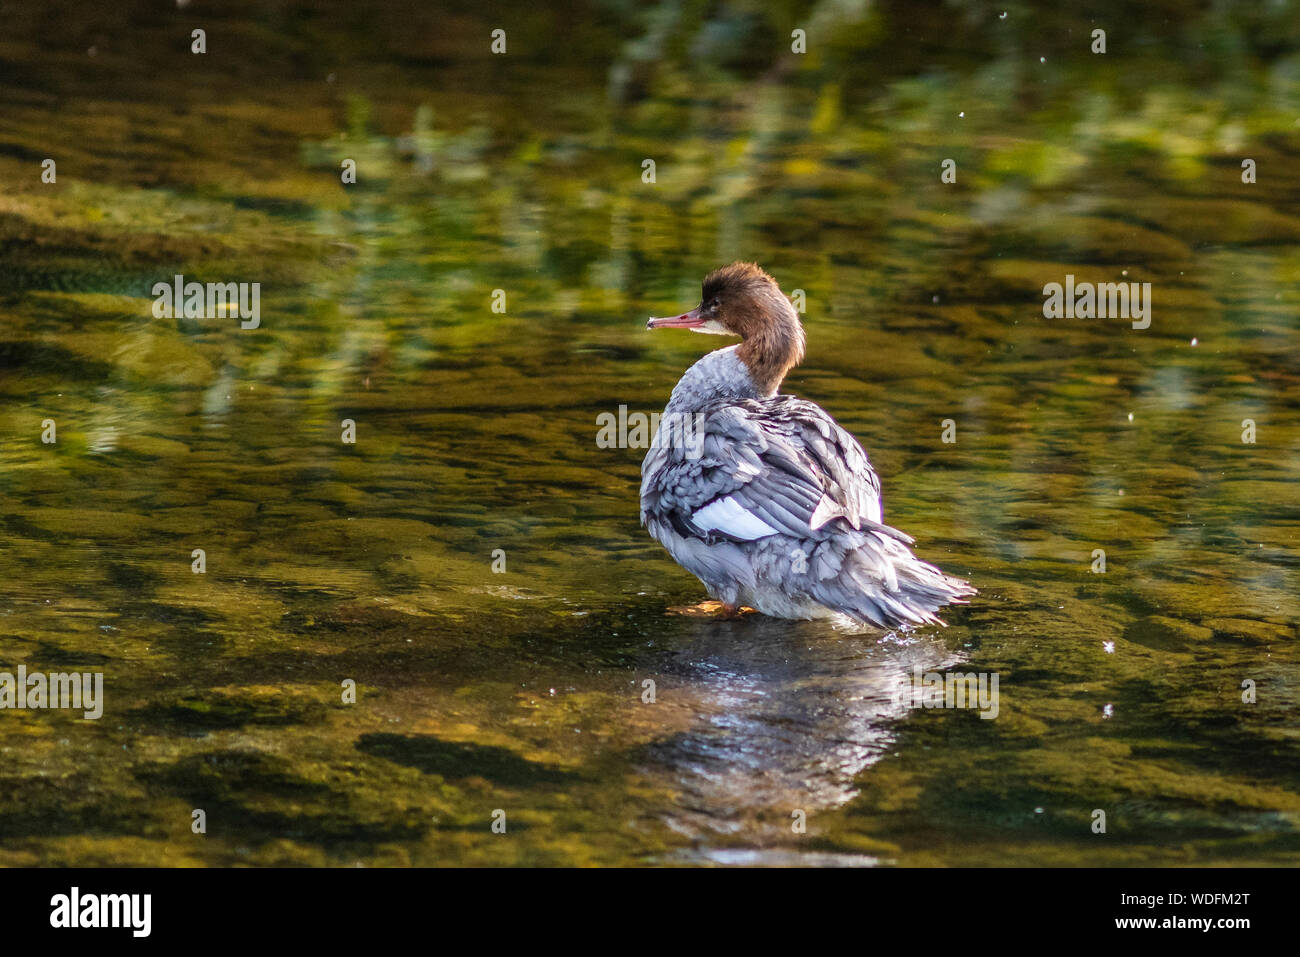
[0,0,1298,865]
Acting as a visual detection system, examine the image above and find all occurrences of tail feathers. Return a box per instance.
[820,546,976,630]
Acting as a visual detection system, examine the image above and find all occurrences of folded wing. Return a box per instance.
[641,395,900,546]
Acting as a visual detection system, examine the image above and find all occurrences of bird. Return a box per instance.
[639,262,975,629]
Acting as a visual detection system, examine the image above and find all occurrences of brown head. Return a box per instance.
[647,262,805,395]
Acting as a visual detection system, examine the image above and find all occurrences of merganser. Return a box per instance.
[640,262,976,628]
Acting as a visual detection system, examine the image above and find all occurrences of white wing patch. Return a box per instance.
[691,496,778,540]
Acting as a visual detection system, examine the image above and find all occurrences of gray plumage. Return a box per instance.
[641,344,975,629]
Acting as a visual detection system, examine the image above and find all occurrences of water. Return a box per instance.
[0,0,1298,865]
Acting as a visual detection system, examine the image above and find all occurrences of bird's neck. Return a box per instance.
[736,301,805,395]
[664,346,760,414]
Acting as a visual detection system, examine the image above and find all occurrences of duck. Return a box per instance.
[640,262,975,629]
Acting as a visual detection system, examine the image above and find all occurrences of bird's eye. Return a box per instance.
[705,299,718,311]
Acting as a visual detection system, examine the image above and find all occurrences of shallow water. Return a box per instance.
[0,0,1298,865]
